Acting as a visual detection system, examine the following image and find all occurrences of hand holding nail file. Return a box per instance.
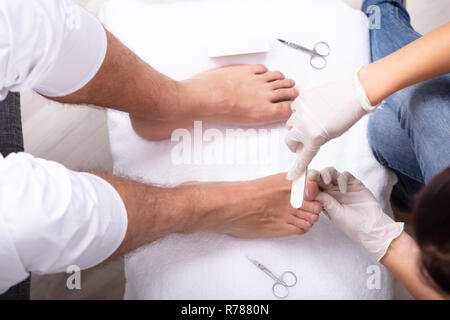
[285,72,383,181]
[290,147,307,209]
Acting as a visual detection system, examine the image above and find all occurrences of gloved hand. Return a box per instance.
[308,167,404,261]
[285,72,379,180]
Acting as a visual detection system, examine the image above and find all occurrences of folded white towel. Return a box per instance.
[101,0,398,299]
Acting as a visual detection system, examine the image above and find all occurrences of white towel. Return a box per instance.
[101,0,398,299]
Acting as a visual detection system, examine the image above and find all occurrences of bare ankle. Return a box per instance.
[178,78,219,118]
[130,115,178,141]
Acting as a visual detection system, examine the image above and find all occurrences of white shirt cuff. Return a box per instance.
[34,7,107,97]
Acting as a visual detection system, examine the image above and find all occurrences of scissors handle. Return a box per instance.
[313,41,330,57]
[272,282,289,299]
[309,41,329,70]
[310,55,327,70]
[281,271,298,287]
[271,271,298,299]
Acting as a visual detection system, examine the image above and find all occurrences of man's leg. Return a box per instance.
[364,0,450,208]
[53,31,298,141]
[0,92,30,300]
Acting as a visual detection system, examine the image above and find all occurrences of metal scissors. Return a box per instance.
[278,38,330,70]
[247,256,298,299]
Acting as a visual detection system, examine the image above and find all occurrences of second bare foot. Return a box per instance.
[132,65,298,141]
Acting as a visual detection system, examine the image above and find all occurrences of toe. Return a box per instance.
[270,88,299,102]
[301,200,323,215]
[262,70,285,82]
[290,225,307,235]
[292,209,316,225]
[269,101,292,121]
[250,64,268,74]
[289,215,312,231]
[270,78,295,90]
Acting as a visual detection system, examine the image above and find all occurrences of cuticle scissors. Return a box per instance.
[278,38,330,70]
[247,256,298,299]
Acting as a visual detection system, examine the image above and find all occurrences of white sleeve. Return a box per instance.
[0,153,128,294]
[0,0,107,100]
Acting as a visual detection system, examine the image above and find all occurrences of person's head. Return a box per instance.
[412,166,450,298]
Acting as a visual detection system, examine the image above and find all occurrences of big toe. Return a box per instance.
[262,70,285,82]
[250,64,268,74]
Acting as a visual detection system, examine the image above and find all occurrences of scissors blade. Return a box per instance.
[247,256,271,274]
[246,256,263,269]
[277,38,289,45]
[247,256,281,283]
[277,38,313,54]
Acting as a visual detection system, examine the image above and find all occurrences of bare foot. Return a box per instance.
[182,64,298,124]
[131,65,298,141]
[181,174,322,238]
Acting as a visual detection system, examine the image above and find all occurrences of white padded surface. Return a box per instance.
[101,0,397,299]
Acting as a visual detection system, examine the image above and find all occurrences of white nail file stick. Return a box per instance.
[290,170,307,209]
[290,148,307,209]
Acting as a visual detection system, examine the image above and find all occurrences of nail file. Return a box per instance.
[290,147,307,209]
[290,170,307,209]
[207,35,269,57]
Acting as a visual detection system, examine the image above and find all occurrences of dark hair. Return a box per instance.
[412,166,450,297]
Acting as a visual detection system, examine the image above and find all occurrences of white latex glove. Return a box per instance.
[285,72,379,180]
[308,167,404,261]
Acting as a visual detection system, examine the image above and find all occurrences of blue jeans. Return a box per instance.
[363,0,450,211]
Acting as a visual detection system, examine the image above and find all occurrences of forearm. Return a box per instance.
[380,232,443,300]
[49,29,187,120]
[358,23,450,105]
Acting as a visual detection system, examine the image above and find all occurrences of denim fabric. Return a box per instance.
[0,92,30,300]
[363,0,450,211]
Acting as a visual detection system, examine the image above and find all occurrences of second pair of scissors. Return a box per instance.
[247,257,298,299]
[278,38,330,70]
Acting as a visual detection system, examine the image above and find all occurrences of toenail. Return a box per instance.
[314,205,321,214]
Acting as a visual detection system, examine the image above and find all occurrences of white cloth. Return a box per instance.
[102,0,398,299]
[0,0,128,294]
[0,153,128,294]
[0,0,107,100]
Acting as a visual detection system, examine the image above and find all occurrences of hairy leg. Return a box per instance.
[105,173,322,259]
[50,30,297,141]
